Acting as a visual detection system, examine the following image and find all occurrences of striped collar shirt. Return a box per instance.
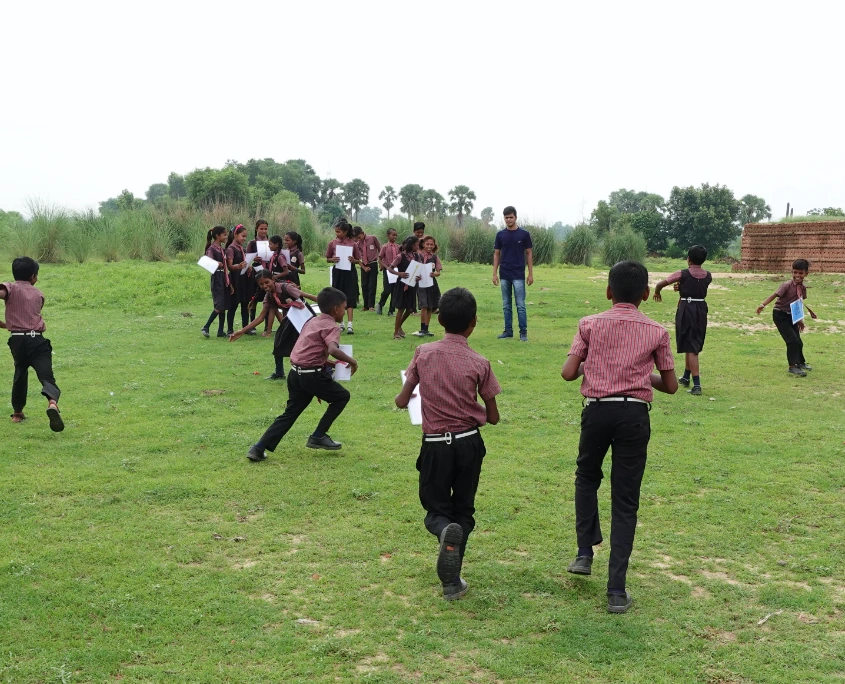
[404,333,502,433]
[774,279,807,312]
[290,313,341,368]
[325,237,362,261]
[359,235,381,264]
[568,303,674,402]
[379,242,400,268]
[0,281,46,332]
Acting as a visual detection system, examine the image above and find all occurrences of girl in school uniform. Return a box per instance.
[246,219,270,321]
[326,218,362,334]
[413,235,443,337]
[201,226,232,338]
[283,231,306,287]
[226,225,252,336]
[256,235,289,336]
[387,235,423,340]
[352,225,381,311]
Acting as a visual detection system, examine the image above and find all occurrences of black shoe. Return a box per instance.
[678,376,690,387]
[788,366,807,377]
[246,444,267,462]
[46,404,64,433]
[567,555,593,575]
[201,328,210,338]
[388,311,395,317]
[436,523,463,584]
[306,434,342,450]
[688,385,702,396]
[265,374,283,380]
[375,304,383,315]
[497,331,513,339]
[519,332,528,342]
[607,590,633,613]
[799,362,812,371]
[217,331,227,337]
[246,330,257,335]
[443,576,468,601]
[226,330,234,337]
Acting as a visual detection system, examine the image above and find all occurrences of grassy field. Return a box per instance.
[1,258,844,683]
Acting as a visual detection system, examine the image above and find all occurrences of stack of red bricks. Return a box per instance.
[735,221,845,273]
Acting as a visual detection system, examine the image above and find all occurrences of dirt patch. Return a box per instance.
[231,560,258,570]
[201,389,225,396]
[691,586,712,600]
[701,570,747,587]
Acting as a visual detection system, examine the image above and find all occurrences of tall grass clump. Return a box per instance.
[602,228,647,267]
[459,224,495,264]
[13,202,73,263]
[66,210,103,263]
[560,224,597,266]
[527,226,557,265]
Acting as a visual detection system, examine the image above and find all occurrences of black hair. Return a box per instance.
[608,260,649,304]
[352,226,365,238]
[12,256,39,281]
[285,231,303,251]
[438,287,477,333]
[256,269,274,281]
[401,235,419,254]
[503,205,517,217]
[254,219,268,239]
[413,221,426,232]
[226,224,247,248]
[792,258,810,271]
[386,227,398,236]
[687,245,707,266]
[205,225,227,250]
[317,287,347,313]
[333,217,354,239]
[269,235,284,249]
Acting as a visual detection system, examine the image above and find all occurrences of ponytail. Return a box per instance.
[205,225,227,251]
[332,217,353,239]
[285,231,303,251]
[226,224,246,248]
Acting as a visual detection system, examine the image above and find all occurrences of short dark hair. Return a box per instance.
[413,222,426,232]
[687,245,707,265]
[792,258,810,271]
[256,269,274,281]
[608,261,648,304]
[333,217,354,238]
[268,234,284,248]
[317,287,347,313]
[352,226,364,237]
[401,235,419,253]
[12,257,39,281]
[386,228,397,236]
[438,287,476,333]
[503,206,517,217]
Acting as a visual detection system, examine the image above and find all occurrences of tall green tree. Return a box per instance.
[117,189,140,211]
[448,185,476,228]
[185,167,251,206]
[321,178,342,204]
[608,189,664,214]
[343,178,370,221]
[167,172,186,199]
[590,200,624,237]
[480,207,494,225]
[145,184,169,203]
[807,207,845,217]
[738,194,772,226]
[630,210,668,252]
[421,189,446,219]
[379,186,397,218]
[399,184,425,224]
[666,183,740,254]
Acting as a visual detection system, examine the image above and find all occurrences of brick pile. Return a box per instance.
[735,221,845,273]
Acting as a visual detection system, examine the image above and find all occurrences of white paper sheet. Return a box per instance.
[400,371,422,425]
[791,298,804,324]
[401,259,423,287]
[418,262,434,289]
[256,241,272,261]
[334,344,353,381]
[285,302,316,333]
[335,245,353,271]
[329,266,334,285]
[198,256,219,274]
[241,252,258,275]
[387,270,398,284]
[281,249,290,264]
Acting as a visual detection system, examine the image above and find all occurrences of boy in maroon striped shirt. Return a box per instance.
[396,287,501,600]
[561,261,677,613]
[1,257,64,431]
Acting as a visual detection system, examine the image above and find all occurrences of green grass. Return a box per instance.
[1,260,845,683]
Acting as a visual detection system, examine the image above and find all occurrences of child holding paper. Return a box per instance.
[246,220,270,323]
[413,235,443,337]
[246,287,358,461]
[352,226,381,311]
[225,225,253,336]
[284,231,306,286]
[201,226,232,338]
[756,258,817,377]
[376,228,400,316]
[388,236,423,340]
[396,287,501,600]
[326,218,362,334]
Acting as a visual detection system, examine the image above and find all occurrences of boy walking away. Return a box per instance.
[376,228,400,316]
[492,206,533,342]
[756,258,817,377]
[246,287,358,462]
[396,287,501,600]
[1,257,64,431]
[652,245,711,395]
[561,261,677,613]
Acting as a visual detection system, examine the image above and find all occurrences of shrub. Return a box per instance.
[560,224,597,266]
[602,228,647,266]
[665,241,685,259]
[526,226,556,265]
[13,202,73,263]
[461,224,495,265]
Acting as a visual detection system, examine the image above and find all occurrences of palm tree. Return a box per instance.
[421,189,446,219]
[399,184,425,225]
[343,178,370,221]
[448,185,476,228]
[379,186,397,219]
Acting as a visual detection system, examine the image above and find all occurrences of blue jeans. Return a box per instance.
[500,279,527,333]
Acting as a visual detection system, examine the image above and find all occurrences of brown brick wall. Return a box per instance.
[735,221,845,272]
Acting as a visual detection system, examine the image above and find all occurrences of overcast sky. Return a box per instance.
[2,1,843,225]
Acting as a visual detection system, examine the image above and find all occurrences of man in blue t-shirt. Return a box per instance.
[492,206,534,341]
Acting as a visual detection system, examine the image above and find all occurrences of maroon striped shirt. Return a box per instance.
[405,334,502,433]
[665,264,708,284]
[325,237,362,262]
[379,242,400,269]
[774,279,807,312]
[0,281,46,332]
[568,303,674,402]
[359,235,381,264]
[290,313,341,367]
[262,282,304,307]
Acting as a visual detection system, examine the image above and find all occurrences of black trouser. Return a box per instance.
[258,368,350,450]
[227,301,249,332]
[8,335,60,413]
[378,270,395,312]
[773,309,805,367]
[575,401,650,591]
[417,432,485,564]
[361,262,379,309]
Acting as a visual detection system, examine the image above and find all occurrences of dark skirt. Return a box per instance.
[211,271,231,311]
[331,266,359,309]
[229,269,252,308]
[393,282,418,311]
[675,301,708,353]
[417,281,441,310]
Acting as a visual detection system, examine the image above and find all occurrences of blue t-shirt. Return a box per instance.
[494,227,533,281]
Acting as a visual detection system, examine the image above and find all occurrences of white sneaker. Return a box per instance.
[346,324,354,335]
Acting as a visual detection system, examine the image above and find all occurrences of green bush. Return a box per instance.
[461,224,495,264]
[602,228,647,266]
[12,203,73,263]
[560,224,597,266]
[665,241,686,259]
[526,226,556,265]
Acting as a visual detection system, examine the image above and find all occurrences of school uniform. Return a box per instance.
[567,303,674,591]
[326,238,361,309]
[664,264,711,353]
[205,244,231,311]
[286,247,305,286]
[1,280,61,414]
[226,242,252,331]
[378,242,400,313]
[359,234,381,309]
[405,334,502,568]
[772,279,808,367]
[263,281,310,377]
[417,253,442,311]
[390,252,422,311]
[257,313,350,451]
[246,239,270,306]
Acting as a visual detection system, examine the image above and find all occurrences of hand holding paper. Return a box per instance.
[198,256,219,274]
[335,245,353,271]
[399,371,422,425]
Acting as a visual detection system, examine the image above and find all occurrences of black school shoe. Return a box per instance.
[201,328,210,338]
[799,362,813,371]
[436,523,464,584]
[688,386,702,396]
[247,445,267,461]
[607,590,633,613]
[443,577,468,601]
[788,366,807,377]
[217,330,228,338]
[46,404,64,432]
[678,376,690,387]
[306,434,342,450]
[567,556,593,575]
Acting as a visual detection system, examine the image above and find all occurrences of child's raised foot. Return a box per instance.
[11,412,25,423]
[46,402,64,432]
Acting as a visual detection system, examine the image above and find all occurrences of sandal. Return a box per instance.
[399,330,406,338]
[11,412,25,423]
[261,331,273,337]
[393,333,403,340]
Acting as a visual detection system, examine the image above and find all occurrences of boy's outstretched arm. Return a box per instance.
[561,354,585,381]
[651,369,679,394]
[756,293,778,314]
[483,396,499,425]
[652,278,670,302]
[395,379,416,408]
